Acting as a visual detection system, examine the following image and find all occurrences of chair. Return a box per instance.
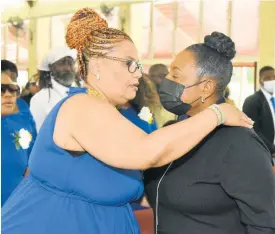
[134,208,154,234]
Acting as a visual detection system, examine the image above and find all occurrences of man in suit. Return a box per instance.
[243,66,275,159]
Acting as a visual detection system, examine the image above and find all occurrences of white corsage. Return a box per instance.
[138,107,154,124]
[12,129,32,150]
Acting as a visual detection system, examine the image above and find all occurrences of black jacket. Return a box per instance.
[243,90,275,154]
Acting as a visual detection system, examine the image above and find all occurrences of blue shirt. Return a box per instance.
[1,109,37,206]
[17,98,30,113]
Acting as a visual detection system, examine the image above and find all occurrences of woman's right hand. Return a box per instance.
[218,103,254,128]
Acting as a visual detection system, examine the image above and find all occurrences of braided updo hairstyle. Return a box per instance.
[186,31,236,96]
[66,8,132,80]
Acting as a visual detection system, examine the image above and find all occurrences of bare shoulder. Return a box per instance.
[60,93,116,119]
[53,93,116,151]
[54,92,144,145]
[54,92,148,168]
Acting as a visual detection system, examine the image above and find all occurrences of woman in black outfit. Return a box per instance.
[144,32,275,234]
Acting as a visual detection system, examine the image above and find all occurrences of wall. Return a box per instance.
[258,0,275,85]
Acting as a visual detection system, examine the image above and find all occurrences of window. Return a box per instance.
[1,20,29,87]
[130,3,151,58]
[17,70,29,89]
[2,20,29,66]
[135,0,259,59]
[1,25,5,58]
[37,17,51,66]
[51,14,73,48]
[99,7,119,29]
[202,0,228,38]
[175,0,201,53]
[153,1,174,58]
[231,0,259,56]
[229,63,256,108]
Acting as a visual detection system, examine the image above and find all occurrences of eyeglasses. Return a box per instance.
[101,55,143,74]
[1,84,20,96]
[85,50,143,74]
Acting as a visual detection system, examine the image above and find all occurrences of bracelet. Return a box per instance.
[208,104,225,126]
[215,104,226,125]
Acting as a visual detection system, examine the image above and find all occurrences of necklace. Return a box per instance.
[86,86,107,101]
[86,86,116,109]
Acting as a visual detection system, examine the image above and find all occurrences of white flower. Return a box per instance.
[138,106,153,124]
[16,129,32,150]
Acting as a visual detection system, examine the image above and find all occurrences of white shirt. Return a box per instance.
[30,78,69,132]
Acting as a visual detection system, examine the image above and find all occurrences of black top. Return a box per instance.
[144,126,275,234]
[21,93,33,106]
[243,90,275,154]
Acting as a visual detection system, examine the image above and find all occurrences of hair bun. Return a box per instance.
[204,32,236,60]
[66,8,108,50]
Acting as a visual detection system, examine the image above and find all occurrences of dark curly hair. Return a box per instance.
[186,32,236,96]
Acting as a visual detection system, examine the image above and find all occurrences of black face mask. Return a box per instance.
[159,79,205,116]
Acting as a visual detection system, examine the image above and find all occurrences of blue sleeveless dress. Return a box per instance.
[2,87,144,234]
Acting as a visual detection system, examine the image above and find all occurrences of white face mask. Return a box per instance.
[263,80,275,94]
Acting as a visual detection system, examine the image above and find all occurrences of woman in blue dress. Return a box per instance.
[1,73,37,206]
[1,8,253,234]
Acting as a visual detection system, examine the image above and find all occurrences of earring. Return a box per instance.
[96,74,100,80]
[201,96,205,103]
